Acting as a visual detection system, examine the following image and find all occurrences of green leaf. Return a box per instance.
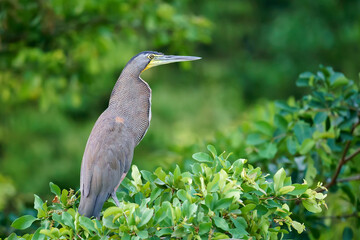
[182,200,197,218]
[199,222,212,235]
[79,216,98,233]
[62,212,75,230]
[213,216,229,231]
[11,215,37,230]
[287,184,308,196]
[293,121,312,144]
[342,227,354,240]
[34,194,44,211]
[274,114,288,131]
[149,187,163,203]
[138,208,154,227]
[214,197,233,211]
[155,228,172,237]
[7,233,18,240]
[207,174,220,193]
[205,194,214,209]
[60,189,68,205]
[305,158,317,186]
[102,216,118,229]
[313,131,335,139]
[291,221,305,234]
[50,227,60,238]
[213,233,231,239]
[49,182,61,196]
[103,206,123,218]
[240,203,256,213]
[173,165,181,181]
[329,72,349,87]
[192,152,213,163]
[131,165,142,185]
[278,186,295,195]
[296,72,314,87]
[273,168,286,192]
[32,228,45,240]
[207,145,217,158]
[254,121,273,136]
[314,112,327,124]
[140,170,156,182]
[137,230,148,239]
[34,195,47,218]
[52,213,64,226]
[229,217,248,238]
[176,189,188,202]
[246,133,266,145]
[258,142,277,159]
[302,199,322,213]
[40,229,55,239]
[275,101,298,113]
[299,139,315,155]
[286,136,297,155]
[154,205,167,225]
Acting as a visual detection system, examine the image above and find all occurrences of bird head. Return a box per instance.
[142,51,201,72]
[126,51,201,74]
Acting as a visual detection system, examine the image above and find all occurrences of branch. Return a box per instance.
[344,147,360,163]
[321,121,359,191]
[259,196,304,202]
[323,141,350,190]
[317,212,358,220]
[337,174,360,183]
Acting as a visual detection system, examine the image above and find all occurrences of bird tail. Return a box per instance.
[78,193,109,219]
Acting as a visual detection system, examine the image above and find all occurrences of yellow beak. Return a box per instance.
[143,54,201,72]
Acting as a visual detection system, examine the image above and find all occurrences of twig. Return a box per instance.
[259,196,304,201]
[337,174,360,183]
[344,147,360,163]
[321,121,360,191]
[323,141,351,190]
[317,212,358,219]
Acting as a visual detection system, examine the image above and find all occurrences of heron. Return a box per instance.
[78,51,201,218]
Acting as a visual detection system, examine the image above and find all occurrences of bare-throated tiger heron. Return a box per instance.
[78,51,201,218]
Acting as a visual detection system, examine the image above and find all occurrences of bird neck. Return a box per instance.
[119,63,143,81]
[108,67,152,145]
[108,65,142,106]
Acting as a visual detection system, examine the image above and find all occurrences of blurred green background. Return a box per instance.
[1,0,360,238]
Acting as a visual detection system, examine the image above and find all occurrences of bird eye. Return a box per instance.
[148,54,155,60]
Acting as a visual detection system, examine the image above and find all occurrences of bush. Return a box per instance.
[210,66,360,238]
[8,146,326,239]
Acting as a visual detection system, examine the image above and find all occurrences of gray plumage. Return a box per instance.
[78,51,200,218]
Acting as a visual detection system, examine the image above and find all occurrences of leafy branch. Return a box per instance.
[323,121,360,190]
[9,146,326,239]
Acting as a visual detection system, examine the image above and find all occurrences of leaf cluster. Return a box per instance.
[211,66,360,238]
[8,146,326,239]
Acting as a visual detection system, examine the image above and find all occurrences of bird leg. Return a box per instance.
[111,192,121,207]
[111,172,128,207]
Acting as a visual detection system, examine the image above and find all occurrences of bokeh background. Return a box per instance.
[1,0,359,238]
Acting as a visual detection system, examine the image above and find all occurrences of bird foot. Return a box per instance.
[111,192,121,207]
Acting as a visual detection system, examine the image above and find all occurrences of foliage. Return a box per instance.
[0,0,211,110]
[0,175,16,211]
[210,66,360,238]
[1,0,360,202]
[1,0,360,238]
[0,0,212,196]
[8,147,326,239]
